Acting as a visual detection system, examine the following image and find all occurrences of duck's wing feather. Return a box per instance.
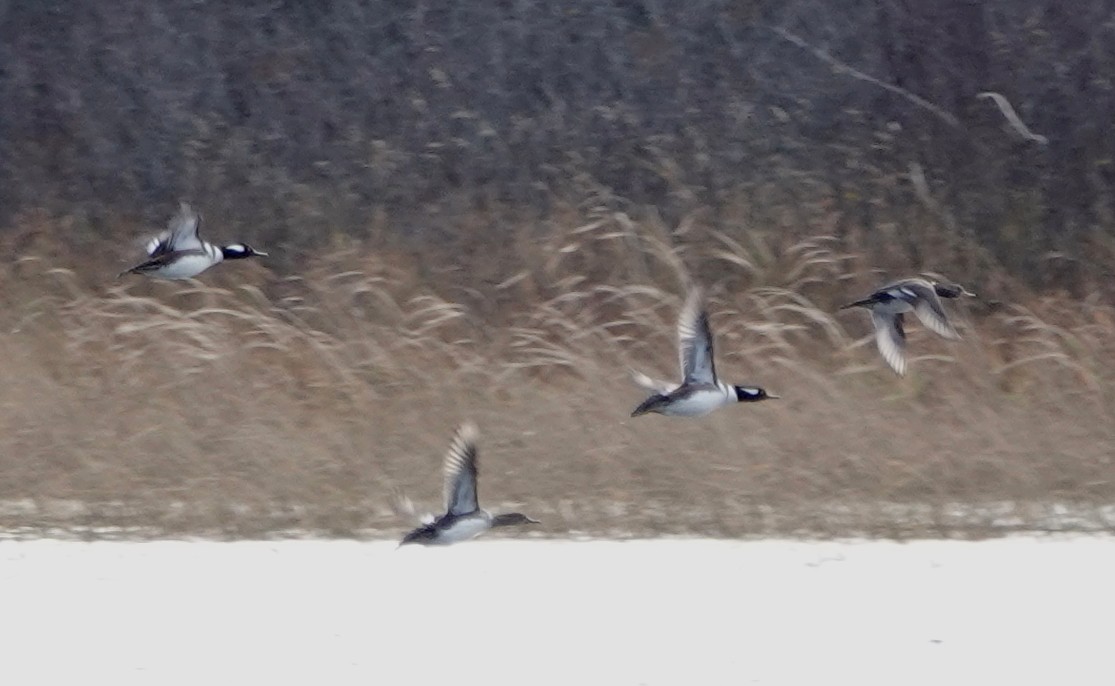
[872,309,908,376]
[146,202,203,256]
[145,234,172,257]
[677,288,717,385]
[907,284,960,339]
[874,279,959,339]
[389,487,436,525]
[442,422,480,516]
[629,369,678,394]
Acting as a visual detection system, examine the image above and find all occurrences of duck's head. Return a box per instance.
[221,243,268,260]
[735,385,779,402]
[933,282,976,299]
[491,512,539,528]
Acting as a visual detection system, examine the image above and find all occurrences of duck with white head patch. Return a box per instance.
[840,276,976,376]
[119,202,267,280]
[630,287,778,418]
[399,423,538,546]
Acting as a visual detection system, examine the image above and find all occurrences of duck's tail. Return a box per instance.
[630,394,666,417]
[839,297,875,310]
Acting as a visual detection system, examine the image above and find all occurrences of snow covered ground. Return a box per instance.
[1,537,1111,685]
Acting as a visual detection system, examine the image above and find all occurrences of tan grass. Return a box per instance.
[1,209,1113,539]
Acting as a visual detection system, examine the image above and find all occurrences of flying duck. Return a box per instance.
[119,202,266,280]
[399,423,538,546]
[840,276,975,376]
[630,287,778,418]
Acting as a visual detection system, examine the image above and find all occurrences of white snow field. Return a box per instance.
[1,537,1112,686]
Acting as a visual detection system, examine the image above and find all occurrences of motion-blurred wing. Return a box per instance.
[442,423,480,516]
[677,289,717,385]
[389,488,435,525]
[146,202,203,256]
[911,291,960,340]
[872,310,907,376]
[630,369,677,394]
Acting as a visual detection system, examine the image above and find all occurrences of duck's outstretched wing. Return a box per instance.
[877,278,960,340]
[629,369,677,394]
[442,423,480,516]
[677,288,717,385]
[872,310,908,376]
[146,202,203,256]
[389,487,435,525]
[908,284,960,340]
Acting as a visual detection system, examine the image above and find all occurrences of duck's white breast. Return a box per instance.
[156,253,219,279]
[661,387,733,416]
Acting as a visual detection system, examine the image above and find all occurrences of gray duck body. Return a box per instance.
[841,277,975,376]
[399,423,538,546]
